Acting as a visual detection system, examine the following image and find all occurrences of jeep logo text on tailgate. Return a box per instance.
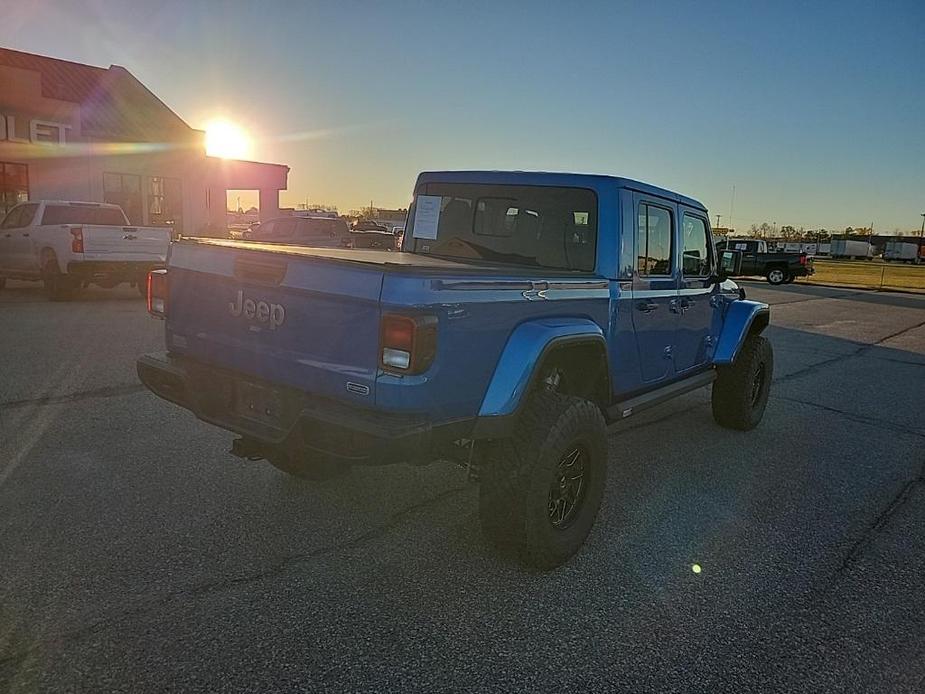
[229,290,285,330]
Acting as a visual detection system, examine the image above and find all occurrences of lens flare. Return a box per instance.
[205,120,251,159]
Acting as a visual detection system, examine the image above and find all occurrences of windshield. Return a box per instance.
[41,205,128,226]
[406,184,597,271]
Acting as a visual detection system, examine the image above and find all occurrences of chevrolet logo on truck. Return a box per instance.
[229,289,285,330]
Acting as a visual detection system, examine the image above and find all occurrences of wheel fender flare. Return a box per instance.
[714,300,770,365]
[478,318,606,418]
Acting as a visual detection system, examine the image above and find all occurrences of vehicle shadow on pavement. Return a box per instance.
[0,280,143,304]
[741,279,925,310]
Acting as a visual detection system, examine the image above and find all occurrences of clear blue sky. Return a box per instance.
[3,0,924,232]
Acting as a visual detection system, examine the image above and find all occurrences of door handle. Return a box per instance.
[669,298,690,314]
[636,301,659,313]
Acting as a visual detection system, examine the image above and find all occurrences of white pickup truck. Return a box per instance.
[0,200,171,300]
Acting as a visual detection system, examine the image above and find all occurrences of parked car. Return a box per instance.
[138,170,772,569]
[351,220,389,232]
[349,228,398,250]
[715,238,814,285]
[243,216,352,248]
[0,200,171,299]
[829,239,873,260]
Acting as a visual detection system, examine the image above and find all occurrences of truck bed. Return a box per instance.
[182,237,596,277]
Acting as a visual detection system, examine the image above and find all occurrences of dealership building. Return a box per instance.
[0,47,288,232]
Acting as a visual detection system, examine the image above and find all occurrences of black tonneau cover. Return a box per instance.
[180,237,595,276]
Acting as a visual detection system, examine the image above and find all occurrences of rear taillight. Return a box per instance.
[799,255,807,265]
[380,313,437,375]
[70,227,84,253]
[147,269,168,318]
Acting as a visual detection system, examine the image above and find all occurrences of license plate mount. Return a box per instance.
[233,380,283,426]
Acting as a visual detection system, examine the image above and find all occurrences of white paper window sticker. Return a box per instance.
[412,195,442,240]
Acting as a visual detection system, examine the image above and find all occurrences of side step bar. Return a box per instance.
[607,369,716,421]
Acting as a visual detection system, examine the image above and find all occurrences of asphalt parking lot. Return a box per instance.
[1,279,923,692]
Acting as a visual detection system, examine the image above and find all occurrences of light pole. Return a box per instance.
[920,213,924,238]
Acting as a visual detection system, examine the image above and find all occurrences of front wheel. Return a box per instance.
[766,268,788,285]
[712,334,773,431]
[479,390,608,570]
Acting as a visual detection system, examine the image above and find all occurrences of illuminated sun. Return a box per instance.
[205,120,251,159]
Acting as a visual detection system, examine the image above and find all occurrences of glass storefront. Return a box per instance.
[0,162,29,218]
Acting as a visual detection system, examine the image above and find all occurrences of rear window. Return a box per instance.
[42,205,128,226]
[406,184,597,271]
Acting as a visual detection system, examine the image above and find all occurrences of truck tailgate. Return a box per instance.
[165,241,384,406]
[79,225,170,261]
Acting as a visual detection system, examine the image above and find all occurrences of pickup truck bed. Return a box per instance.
[143,237,612,462]
[188,237,545,272]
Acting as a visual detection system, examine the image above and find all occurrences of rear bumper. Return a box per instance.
[136,352,473,464]
[68,260,164,281]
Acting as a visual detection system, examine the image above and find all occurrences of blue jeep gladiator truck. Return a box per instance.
[138,171,771,569]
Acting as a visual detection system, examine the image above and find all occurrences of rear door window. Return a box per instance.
[637,204,673,276]
[1,206,24,229]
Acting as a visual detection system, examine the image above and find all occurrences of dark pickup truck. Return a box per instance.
[715,239,814,285]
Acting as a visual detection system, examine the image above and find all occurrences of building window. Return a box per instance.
[1,162,29,218]
[103,172,143,225]
[148,176,183,234]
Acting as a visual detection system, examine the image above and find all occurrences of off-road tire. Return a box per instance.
[766,267,789,285]
[479,389,608,570]
[712,334,773,431]
[42,257,78,301]
[267,450,350,481]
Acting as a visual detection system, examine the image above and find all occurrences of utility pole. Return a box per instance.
[715,214,722,229]
[729,184,736,231]
[920,213,924,238]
